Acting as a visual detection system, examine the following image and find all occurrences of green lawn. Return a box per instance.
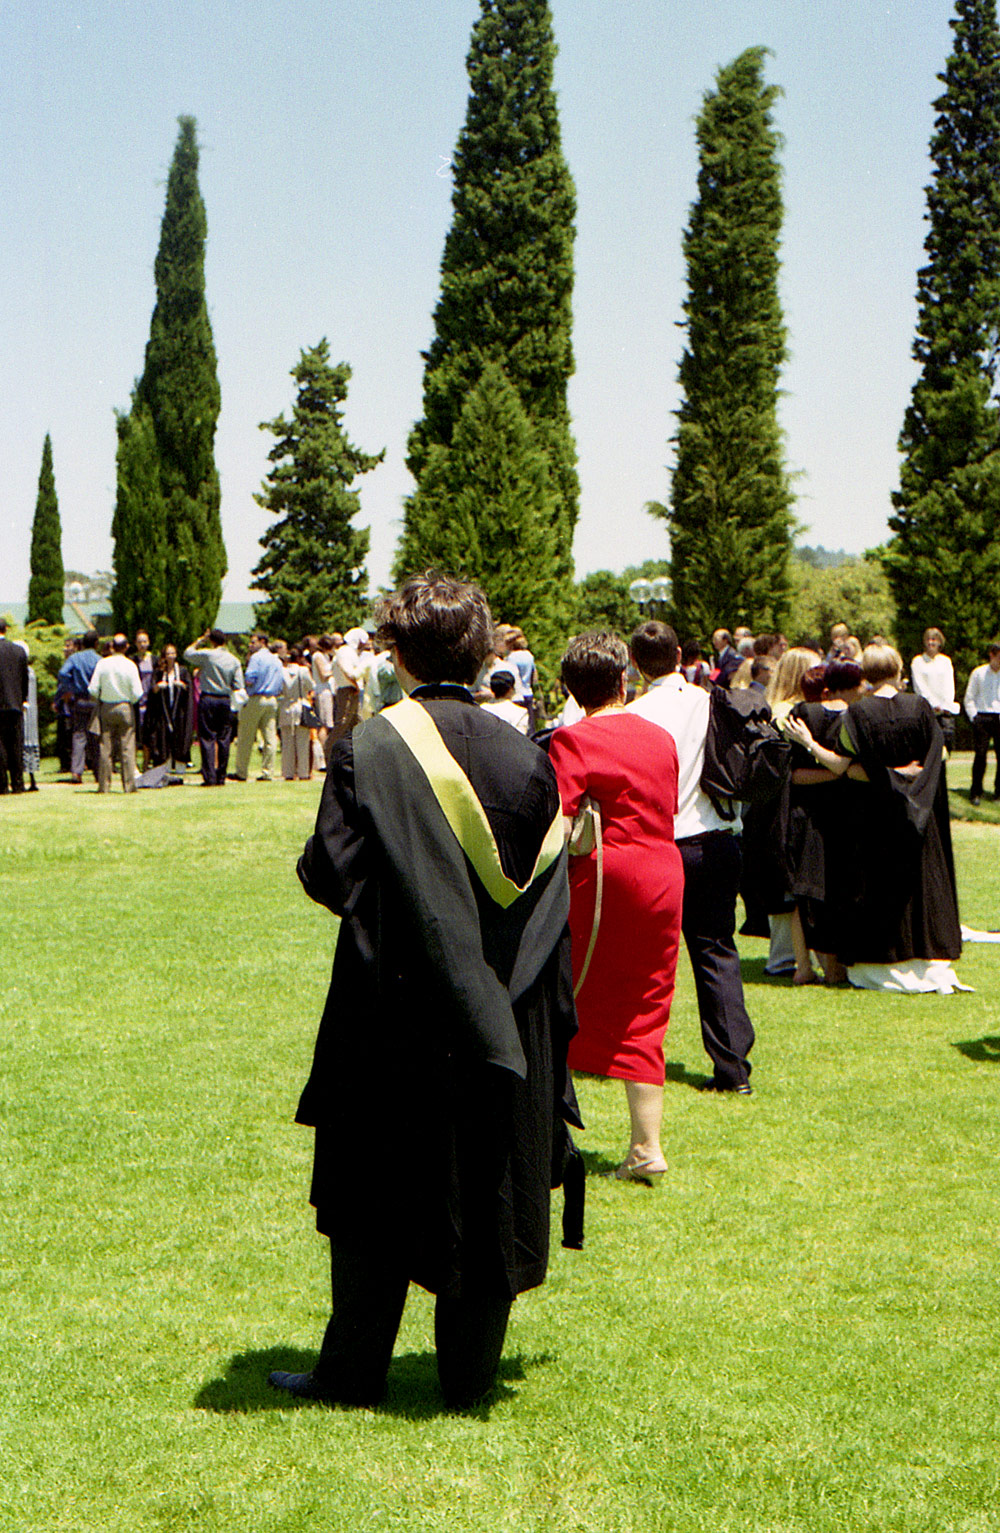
[1,759,999,1532]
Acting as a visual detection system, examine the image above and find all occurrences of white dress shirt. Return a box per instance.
[911,652,958,714]
[88,653,143,705]
[965,662,1000,721]
[627,671,741,839]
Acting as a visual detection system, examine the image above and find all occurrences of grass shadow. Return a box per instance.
[740,957,793,986]
[193,1346,550,1420]
[580,1147,619,1176]
[953,1035,1000,1064]
[663,1059,712,1091]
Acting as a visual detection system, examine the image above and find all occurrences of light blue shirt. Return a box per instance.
[244,648,285,697]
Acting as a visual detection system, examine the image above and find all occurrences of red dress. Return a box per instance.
[549,712,683,1085]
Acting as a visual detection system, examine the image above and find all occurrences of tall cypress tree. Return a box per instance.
[659,47,793,638]
[115,115,224,642]
[252,340,383,638]
[399,362,559,652]
[111,405,169,642]
[399,0,578,612]
[884,0,1000,680]
[27,434,64,625]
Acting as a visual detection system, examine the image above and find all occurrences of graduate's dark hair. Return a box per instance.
[376,571,494,685]
[824,660,862,695]
[630,621,678,679]
[209,628,227,647]
[561,631,629,710]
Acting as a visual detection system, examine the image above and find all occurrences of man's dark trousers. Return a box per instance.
[197,696,234,784]
[678,829,754,1088]
[314,1227,511,1409]
[971,714,1000,799]
[0,710,24,793]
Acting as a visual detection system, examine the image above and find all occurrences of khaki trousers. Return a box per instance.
[97,701,137,793]
[235,695,279,779]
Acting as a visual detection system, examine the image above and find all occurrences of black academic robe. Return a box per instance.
[784,702,861,955]
[143,666,193,764]
[295,685,581,1302]
[839,692,961,965]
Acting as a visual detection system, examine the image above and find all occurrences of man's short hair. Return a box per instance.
[489,668,516,697]
[112,633,129,653]
[561,631,629,710]
[987,642,1000,657]
[135,629,149,641]
[713,629,734,649]
[209,628,227,646]
[252,630,269,646]
[376,571,494,685]
[753,634,777,657]
[830,622,850,640]
[83,629,100,649]
[630,621,679,679]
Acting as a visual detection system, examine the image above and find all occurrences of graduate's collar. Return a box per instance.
[410,682,476,704]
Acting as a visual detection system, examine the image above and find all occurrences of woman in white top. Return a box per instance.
[310,634,337,748]
[910,627,958,751]
[504,627,537,731]
[280,646,314,779]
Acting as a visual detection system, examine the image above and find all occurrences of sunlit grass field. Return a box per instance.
[1,755,999,1532]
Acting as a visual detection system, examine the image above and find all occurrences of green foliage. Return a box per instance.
[885,0,1000,682]
[116,116,225,645]
[787,552,897,647]
[662,47,794,637]
[571,562,670,638]
[1,617,69,751]
[400,0,578,623]
[252,340,382,638]
[111,406,168,642]
[27,435,64,626]
[397,364,560,661]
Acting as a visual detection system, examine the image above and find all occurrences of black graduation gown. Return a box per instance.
[784,702,860,954]
[295,685,581,1303]
[143,666,193,764]
[838,692,961,965]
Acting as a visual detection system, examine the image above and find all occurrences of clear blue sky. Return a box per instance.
[1,0,954,606]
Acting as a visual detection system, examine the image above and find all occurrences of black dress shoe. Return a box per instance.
[268,1370,332,1402]
[267,1369,380,1407]
[701,1079,753,1096]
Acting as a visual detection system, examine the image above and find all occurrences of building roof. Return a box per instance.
[0,599,259,636]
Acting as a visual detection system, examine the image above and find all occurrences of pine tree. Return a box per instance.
[115,116,224,641]
[884,0,1000,681]
[659,47,793,638]
[111,405,169,643]
[399,363,559,653]
[27,434,64,626]
[251,340,383,638]
[399,0,578,611]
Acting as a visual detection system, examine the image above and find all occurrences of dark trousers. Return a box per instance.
[678,830,755,1088]
[197,695,234,784]
[315,1234,512,1409]
[0,710,24,793]
[971,714,1000,798]
[71,699,99,778]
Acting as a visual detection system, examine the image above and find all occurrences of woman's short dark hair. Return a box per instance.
[824,659,863,695]
[802,663,827,702]
[630,621,679,679]
[376,571,494,685]
[561,631,629,710]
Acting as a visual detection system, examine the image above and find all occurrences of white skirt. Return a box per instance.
[846,959,973,994]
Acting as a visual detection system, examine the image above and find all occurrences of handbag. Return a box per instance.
[300,699,322,730]
[567,794,603,998]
